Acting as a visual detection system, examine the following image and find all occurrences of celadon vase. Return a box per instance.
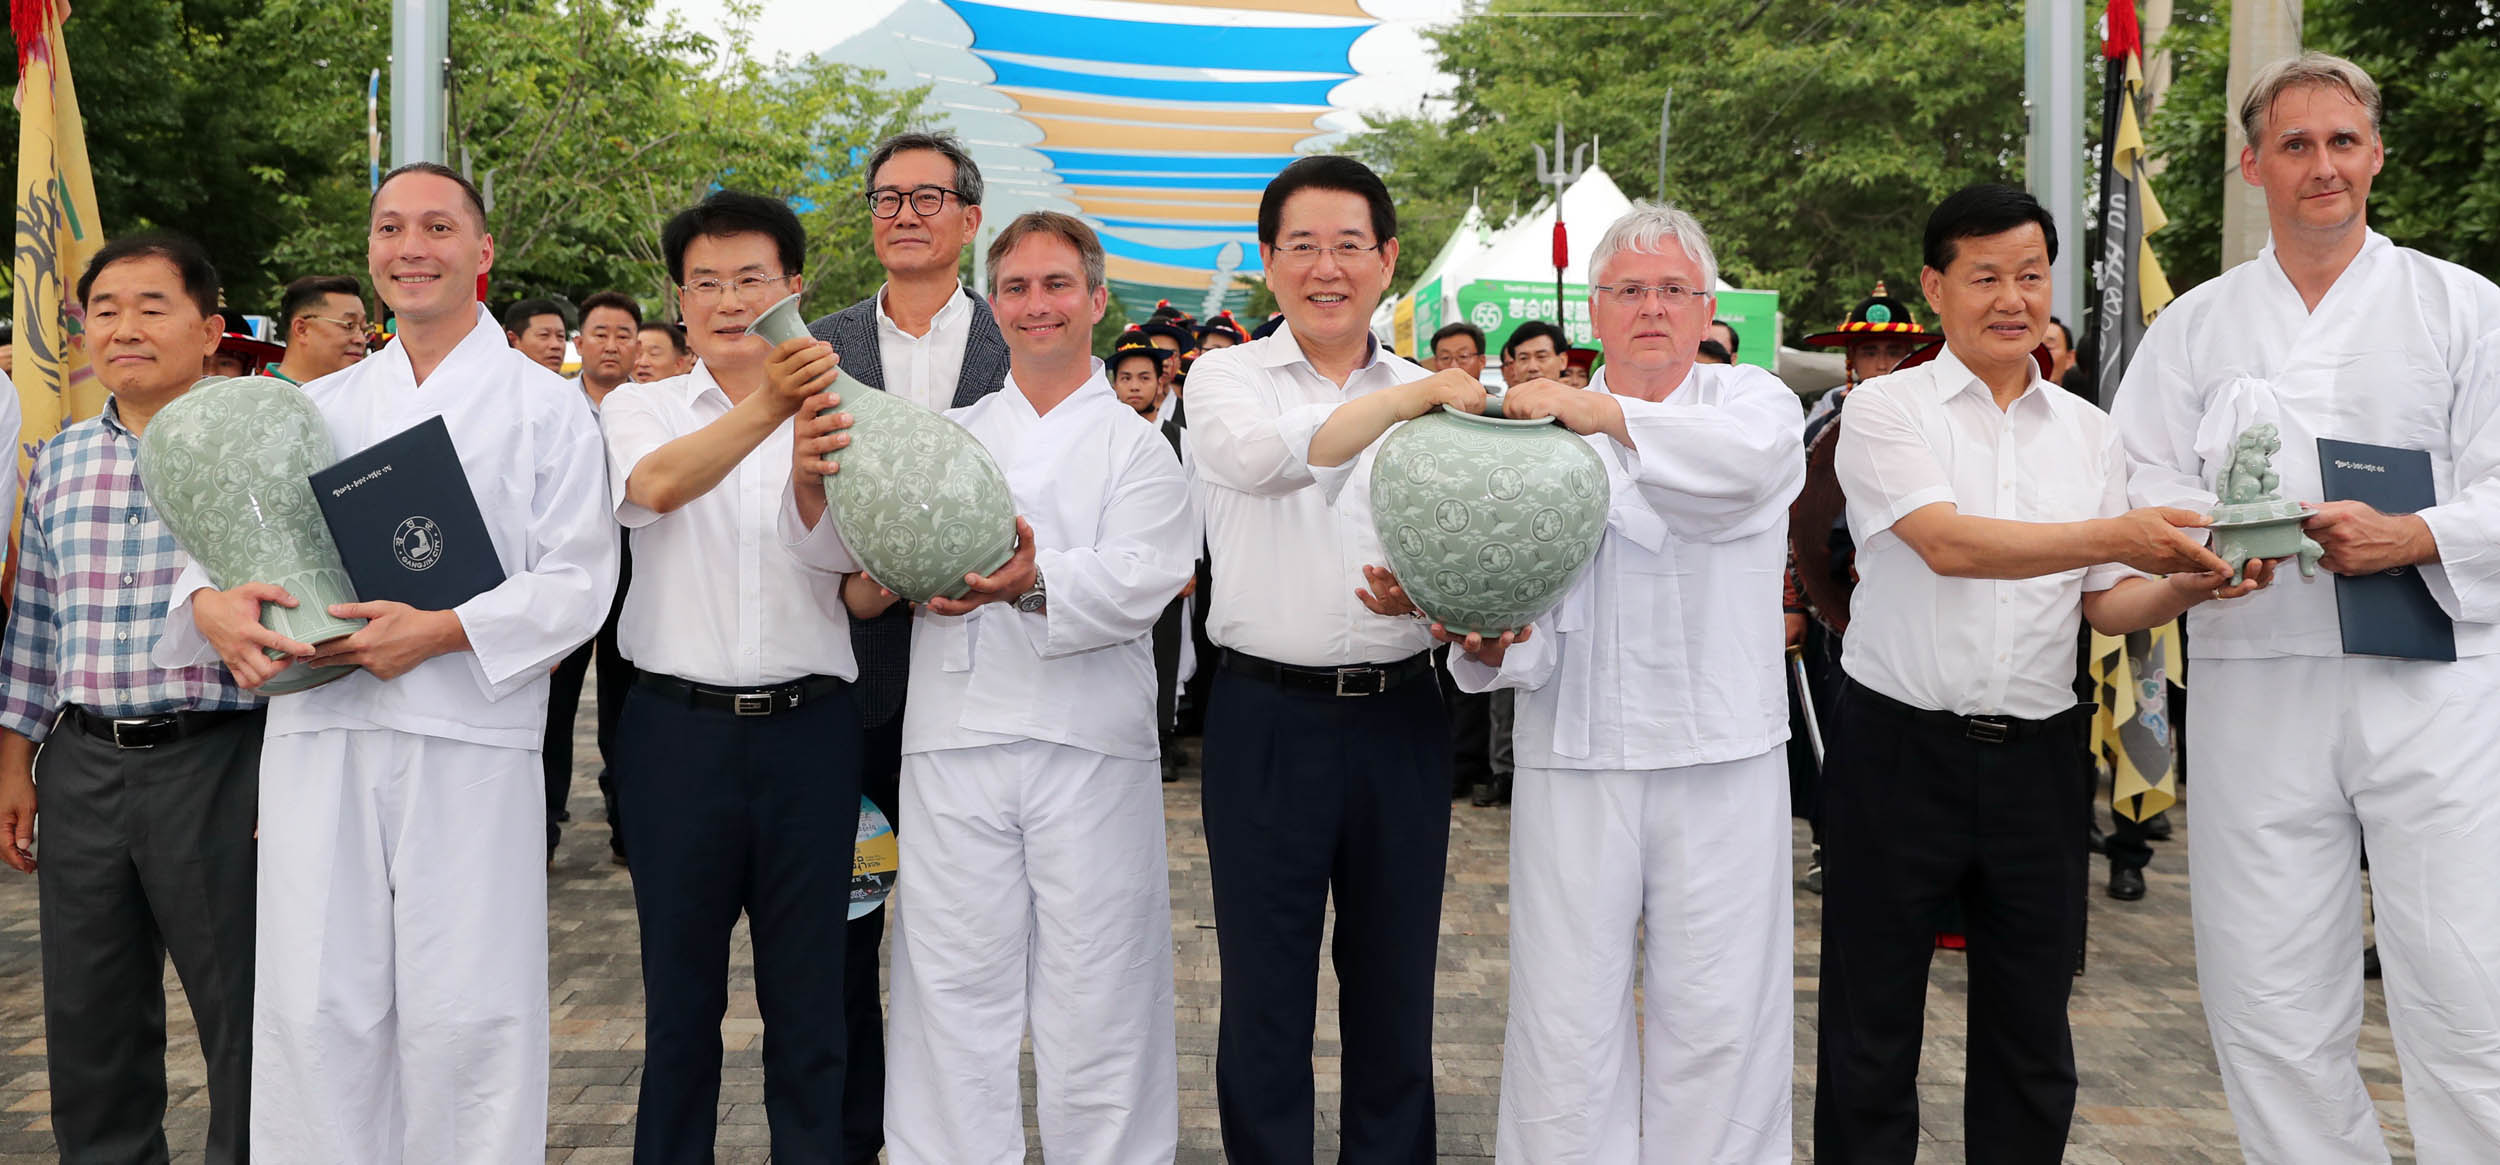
[137,375,363,694]
[814,369,1018,604]
[1370,399,1609,636]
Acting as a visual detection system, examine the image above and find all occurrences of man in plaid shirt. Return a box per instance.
[0,232,265,1165]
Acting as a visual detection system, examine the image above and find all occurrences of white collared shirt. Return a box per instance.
[155,305,619,749]
[900,364,1198,760]
[600,360,857,688]
[1450,363,1803,770]
[1836,344,2135,719]
[2112,230,2500,659]
[1180,321,1438,667]
[875,283,976,412]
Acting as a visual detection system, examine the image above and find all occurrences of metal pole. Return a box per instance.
[391,0,449,165]
[2223,0,2303,269]
[2026,0,2084,331]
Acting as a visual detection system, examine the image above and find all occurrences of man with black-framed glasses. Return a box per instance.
[769,128,1011,1165]
[600,188,866,1162]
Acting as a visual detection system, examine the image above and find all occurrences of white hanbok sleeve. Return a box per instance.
[453,388,620,696]
[1446,622,1560,694]
[151,558,221,669]
[2111,316,2221,514]
[1020,429,1200,658]
[2419,327,2500,624]
[1612,367,1805,543]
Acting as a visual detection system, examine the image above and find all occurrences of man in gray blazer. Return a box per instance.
[806,129,1010,1165]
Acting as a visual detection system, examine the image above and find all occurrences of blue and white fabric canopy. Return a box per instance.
[823,0,1392,318]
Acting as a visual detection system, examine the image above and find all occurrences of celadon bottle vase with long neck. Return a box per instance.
[750,293,1018,604]
[137,375,364,694]
[1370,397,1610,636]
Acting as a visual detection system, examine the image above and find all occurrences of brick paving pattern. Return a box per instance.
[0,705,2415,1162]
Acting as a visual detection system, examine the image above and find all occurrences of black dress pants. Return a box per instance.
[615,679,860,1165]
[545,541,632,851]
[1815,680,2090,1165]
[1201,661,1452,1164]
[38,709,263,1165]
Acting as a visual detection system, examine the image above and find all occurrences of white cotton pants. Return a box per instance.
[2189,654,2500,1164]
[1497,749,1795,1165]
[248,729,549,1165]
[884,739,1178,1165]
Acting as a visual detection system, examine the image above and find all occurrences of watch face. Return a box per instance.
[1015,591,1046,613]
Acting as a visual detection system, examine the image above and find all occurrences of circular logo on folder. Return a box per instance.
[393,516,445,572]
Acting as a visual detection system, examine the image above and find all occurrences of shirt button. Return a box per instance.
[122,573,134,585]
[117,631,129,641]
[127,513,140,525]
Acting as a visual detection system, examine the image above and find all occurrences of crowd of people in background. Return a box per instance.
[1,49,2494,1165]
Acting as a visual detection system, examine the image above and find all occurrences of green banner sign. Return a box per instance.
[1450,279,1780,370]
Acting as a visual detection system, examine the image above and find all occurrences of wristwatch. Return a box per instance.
[1013,567,1048,614]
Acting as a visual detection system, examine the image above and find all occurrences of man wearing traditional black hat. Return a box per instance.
[1196,310,1248,351]
[1787,284,1944,893]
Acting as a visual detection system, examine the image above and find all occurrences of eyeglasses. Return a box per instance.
[305,314,369,332]
[1591,282,1711,307]
[680,272,791,303]
[866,186,964,219]
[1269,241,1384,268]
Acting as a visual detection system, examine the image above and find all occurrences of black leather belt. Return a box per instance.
[64,705,261,750]
[636,672,847,717]
[1223,649,1434,697]
[1844,679,2085,744]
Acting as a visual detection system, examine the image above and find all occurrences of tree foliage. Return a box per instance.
[5,0,925,323]
[1349,0,2029,335]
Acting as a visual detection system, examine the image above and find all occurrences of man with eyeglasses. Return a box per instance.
[599,189,867,1162]
[268,274,369,386]
[1342,204,1807,1160]
[1183,154,1482,1162]
[543,290,645,866]
[774,128,1010,1165]
[1428,321,1487,383]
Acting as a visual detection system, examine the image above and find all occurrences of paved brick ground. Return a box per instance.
[0,715,2416,1162]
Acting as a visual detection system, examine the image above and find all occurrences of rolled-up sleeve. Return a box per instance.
[1835,382,1956,541]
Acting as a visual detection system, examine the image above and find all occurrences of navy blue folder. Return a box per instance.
[309,415,507,612]
[2316,438,2455,661]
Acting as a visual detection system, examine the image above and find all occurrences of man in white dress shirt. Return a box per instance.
[802,210,1194,1164]
[1360,203,1805,1162]
[1816,183,2245,1163]
[1181,155,1484,1163]
[2111,54,2500,1164]
[167,162,617,1165]
[597,190,875,1163]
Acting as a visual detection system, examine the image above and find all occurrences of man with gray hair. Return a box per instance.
[778,127,1012,1163]
[1346,202,1805,1160]
[2112,51,2500,1162]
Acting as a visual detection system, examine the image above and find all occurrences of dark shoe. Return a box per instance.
[2108,866,2146,901]
[2087,822,2107,854]
[1803,861,1824,896]
[1161,756,1181,784]
[2363,945,2381,980]
[1472,775,1512,807]
[2143,810,2174,841]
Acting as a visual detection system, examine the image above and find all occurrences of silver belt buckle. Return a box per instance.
[1335,666,1384,697]
[110,718,159,749]
[1966,716,2011,744]
[732,691,775,717]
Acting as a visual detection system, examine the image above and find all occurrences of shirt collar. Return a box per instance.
[874,282,970,337]
[1004,359,1114,419]
[1248,318,1385,374]
[101,395,136,439]
[681,359,733,409]
[1926,341,2053,411]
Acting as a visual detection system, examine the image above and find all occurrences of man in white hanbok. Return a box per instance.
[2111,54,2500,1163]
[1353,204,1805,1163]
[161,163,617,1165]
[788,211,1195,1164]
